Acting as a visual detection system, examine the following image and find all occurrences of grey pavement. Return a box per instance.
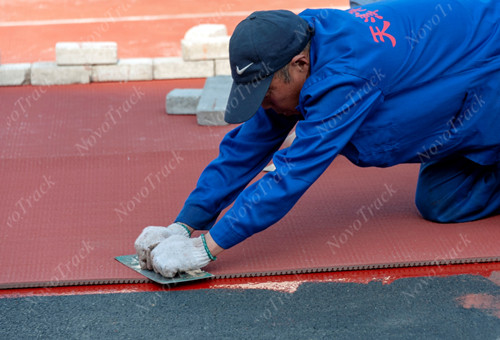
[1,274,499,339]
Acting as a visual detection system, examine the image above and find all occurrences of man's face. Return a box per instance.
[260,54,309,117]
[261,75,302,116]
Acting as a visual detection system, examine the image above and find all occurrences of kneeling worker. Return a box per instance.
[135,0,500,277]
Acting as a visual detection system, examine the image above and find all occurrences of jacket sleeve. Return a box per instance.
[209,72,385,249]
[176,107,299,230]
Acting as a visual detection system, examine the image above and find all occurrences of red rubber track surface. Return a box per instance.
[1,80,499,289]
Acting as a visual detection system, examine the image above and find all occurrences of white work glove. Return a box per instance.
[134,223,190,270]
[151,235,212,278]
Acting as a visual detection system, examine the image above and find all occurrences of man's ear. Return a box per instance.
[290,53,309,73]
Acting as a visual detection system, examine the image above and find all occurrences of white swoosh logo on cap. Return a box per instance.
[236,62,254,75]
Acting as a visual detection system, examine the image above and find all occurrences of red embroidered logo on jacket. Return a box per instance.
[348,7,397,47]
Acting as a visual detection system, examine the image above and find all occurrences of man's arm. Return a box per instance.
[208,72,384,250]
[176,107,299,232]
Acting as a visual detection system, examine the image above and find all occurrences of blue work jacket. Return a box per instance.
[177,0,500,249]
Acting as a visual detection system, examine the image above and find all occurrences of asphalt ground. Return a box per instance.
[1,275,500,339]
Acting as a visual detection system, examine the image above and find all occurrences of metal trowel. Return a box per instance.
[115,254,213,285]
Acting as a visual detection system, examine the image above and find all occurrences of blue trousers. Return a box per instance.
[415,156,500,222]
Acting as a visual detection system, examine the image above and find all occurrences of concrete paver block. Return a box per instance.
[196,76,232,126]
[31,62,91,85]
[215,59,231,76]
[56,42,118,65]
[91,58,153,82]
[183,24,228,40]
[0,63,31,86]
[153,57,214,79]
[166,89,203,114]
[181,36,230,61]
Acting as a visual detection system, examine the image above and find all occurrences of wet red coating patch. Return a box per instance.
[487,271,500,287]
[2,262,499,298]
[457,293,500,319]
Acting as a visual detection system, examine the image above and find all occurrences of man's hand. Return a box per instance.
[150,235,211,278]
[134,224,190,270]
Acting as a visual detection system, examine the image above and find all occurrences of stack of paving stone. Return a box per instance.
[155,24,231,79]
[33,42,121,85]
[0,24,231,86]
[0,23,234,126]
[165,24,233,126]
[166,76,232,126]
[0,42,151,86]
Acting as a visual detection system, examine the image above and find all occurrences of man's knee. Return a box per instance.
[415,156,500,223]
[415,186,450,222]
[414,157,463,222]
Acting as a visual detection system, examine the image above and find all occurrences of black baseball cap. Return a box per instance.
[224,10,314,124]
